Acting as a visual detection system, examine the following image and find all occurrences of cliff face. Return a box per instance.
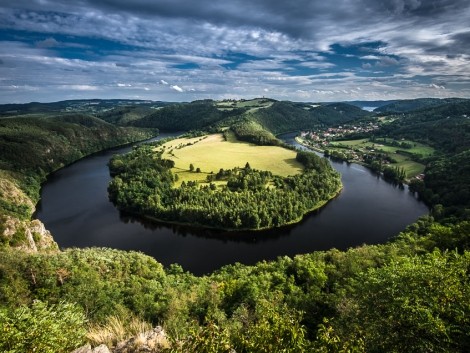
[0,171,58,251]
[1,215,58,252]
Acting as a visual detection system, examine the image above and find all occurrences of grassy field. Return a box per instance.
[330,138,435,156]
[155,132,303,186]
[389,153,425,177]
[328,138,432,178]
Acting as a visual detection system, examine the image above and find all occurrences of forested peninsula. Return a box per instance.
[108,132,342,230]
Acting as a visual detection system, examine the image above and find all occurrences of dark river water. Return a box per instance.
[36,132,429,275]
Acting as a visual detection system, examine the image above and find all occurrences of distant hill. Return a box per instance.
[341,100,398,111]
[129,99,371,134]
[374,98,469,113]
[377,100,470,153]
[247,101,370,134]
[0,99,168,116]
[97,105,158,125]
[130,100,242,131]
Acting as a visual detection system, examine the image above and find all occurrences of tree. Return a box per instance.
[332,250,470,352]
[189,163,195,172]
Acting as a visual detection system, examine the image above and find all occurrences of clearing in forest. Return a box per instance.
[155,132,303,186]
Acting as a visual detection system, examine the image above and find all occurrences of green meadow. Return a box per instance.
[154,131,303,186]
[330,138,435,156]
[329,138,435,178]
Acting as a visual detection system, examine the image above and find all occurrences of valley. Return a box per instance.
[0,97,469,353]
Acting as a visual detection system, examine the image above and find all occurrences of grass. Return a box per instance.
[87,315,153,348]
[328,138,431,178]
[155,132,303,186]
[390,153,425,177]
[330,138,435,156]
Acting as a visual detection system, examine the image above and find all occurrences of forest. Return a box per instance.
[0,98,469,352]
[108,139,341,230]
[0,114,155,223]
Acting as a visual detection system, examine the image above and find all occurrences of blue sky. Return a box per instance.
[1,0,469,103]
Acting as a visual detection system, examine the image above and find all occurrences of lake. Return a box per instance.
[36,132,429,275]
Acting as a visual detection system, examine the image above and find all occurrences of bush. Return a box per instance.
[0,300,87,353]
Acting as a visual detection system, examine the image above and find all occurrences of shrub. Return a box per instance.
[0,300,86,353]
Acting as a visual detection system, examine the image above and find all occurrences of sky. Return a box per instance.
[1,0,470,103]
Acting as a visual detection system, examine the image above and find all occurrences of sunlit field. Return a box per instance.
[155,132,303,186]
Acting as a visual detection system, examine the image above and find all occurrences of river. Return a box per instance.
[36,132,429,275]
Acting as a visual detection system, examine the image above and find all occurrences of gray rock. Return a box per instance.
[71,344,92,353]
[92,344,111,353]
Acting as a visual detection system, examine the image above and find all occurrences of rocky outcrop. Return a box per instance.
[72,344,111,353]
[72,327,168,353]
[1,215,58,252]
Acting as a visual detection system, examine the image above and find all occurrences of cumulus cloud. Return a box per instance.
[429,83,446,90]
[0,0,469,102]
[170,85,184,92]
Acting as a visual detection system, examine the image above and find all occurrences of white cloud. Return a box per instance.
[0,0,469,102]
[429,83,446,90]
[360,55,380,60]
[171,85,184,92]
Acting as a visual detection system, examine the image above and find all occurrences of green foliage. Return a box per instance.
[232,299,308,353]
[0,98,469,352]
[230,119,280,146]
[382,165,406,183]
[377,100,470,153]
[331,250,470,352]
[132,101,243,131]
[0,300,86,353]
[0,248,167,322]
[246,101,370,135]
[97,105,159,125]
[108,145,341,230]
[375,98,468,113]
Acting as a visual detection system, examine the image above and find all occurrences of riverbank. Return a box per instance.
[0,115,157,251]
[295,136,418,184]
[118,183,344,233]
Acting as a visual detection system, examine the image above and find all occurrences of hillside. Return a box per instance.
[0,114,155,250]
[130,99,371,135]
[374,98,469,113]
[377,100,470,153]
[130,100,237,131]
[0,99,166,117]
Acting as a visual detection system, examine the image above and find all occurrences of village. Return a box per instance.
[296,120,431,181]
[299,121,380,148]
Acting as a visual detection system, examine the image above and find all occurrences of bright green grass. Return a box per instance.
[328,138,429,178]
[155,132,303,187]
[331,138,435,156]
[388,153,425,177]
